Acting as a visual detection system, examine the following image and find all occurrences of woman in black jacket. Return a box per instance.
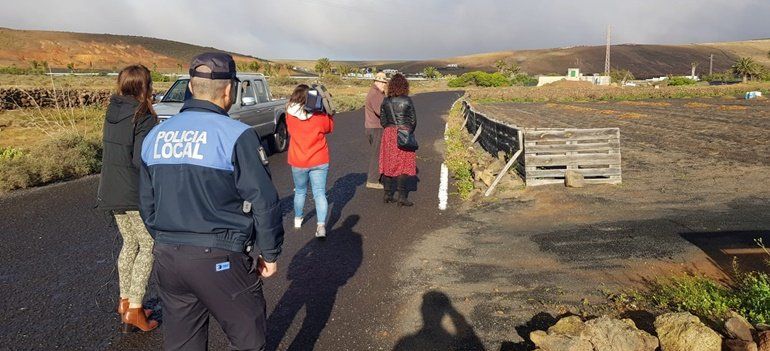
[379,73,417,206]
[97,65,158,332]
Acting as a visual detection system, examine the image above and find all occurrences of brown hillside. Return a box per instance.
[0,27,269,72]
[385,40,770,79]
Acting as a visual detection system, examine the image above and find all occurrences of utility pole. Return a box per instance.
[709,54,714,76]
[604,25,611,76]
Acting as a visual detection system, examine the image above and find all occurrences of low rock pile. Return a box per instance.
[529,312,770,351]
[0,88,112,110]
[469,150,524,198]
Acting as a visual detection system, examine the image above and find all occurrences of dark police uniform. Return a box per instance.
[139,53,284,351]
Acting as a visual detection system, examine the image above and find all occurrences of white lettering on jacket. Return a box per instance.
[153,130,207,160]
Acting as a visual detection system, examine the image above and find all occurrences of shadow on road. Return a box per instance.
[679,230,770,275]
[266,215,363,350]
[393,290,485,351]
[278,172,366,230]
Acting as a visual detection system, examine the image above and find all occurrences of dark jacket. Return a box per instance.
[139,99,284,262]
[97,95,156,211]
[380,96,416,131]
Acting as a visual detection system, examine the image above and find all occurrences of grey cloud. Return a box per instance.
[1,0,769,60]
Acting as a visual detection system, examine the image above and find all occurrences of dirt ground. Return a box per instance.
[393,98,770,350]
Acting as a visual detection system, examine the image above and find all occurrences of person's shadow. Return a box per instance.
[278,173,366,230]
[266,215,364,350]
[393,290,485,351]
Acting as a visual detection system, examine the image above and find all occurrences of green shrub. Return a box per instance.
[642,268,770,325]
[444,103,476,199]
[0,146,24,160]
[448,71,511,88]
[667,76,698,86]
[646,274,737,323]
[510,74,538,86]
[0,134,102,192]
[734,271,770,324]
[702,72,738,83]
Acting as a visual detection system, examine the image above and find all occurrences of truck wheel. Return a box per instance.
[271,119,289,153]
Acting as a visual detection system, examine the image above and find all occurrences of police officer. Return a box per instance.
[139,52,284,350]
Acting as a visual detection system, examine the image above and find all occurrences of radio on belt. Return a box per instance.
[258,146,268,166]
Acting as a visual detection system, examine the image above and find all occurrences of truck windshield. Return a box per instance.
[162,79,190,103]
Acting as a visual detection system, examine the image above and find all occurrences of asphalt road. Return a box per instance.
[0,91,464,350]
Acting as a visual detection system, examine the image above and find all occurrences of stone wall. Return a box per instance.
[0,88,113,111]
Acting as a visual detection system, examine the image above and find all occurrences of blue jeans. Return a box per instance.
[291,163,329,225]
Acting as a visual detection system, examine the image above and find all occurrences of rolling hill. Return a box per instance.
[2,26,769,80]
[382,40,770,79]
[0,27,278,73]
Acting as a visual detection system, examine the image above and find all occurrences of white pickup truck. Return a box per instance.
[153,74,289,152]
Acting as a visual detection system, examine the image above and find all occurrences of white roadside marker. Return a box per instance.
[439,121,450,210]
[439,163,449,211]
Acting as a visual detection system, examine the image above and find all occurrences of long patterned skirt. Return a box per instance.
[379,126,417,177]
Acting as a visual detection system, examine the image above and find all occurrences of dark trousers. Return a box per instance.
[382,175,410,199]
[154,244,266,351]
[365,128,383,184]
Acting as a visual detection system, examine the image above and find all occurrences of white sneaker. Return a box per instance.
[294,217,303,229]
[315,225,326,239]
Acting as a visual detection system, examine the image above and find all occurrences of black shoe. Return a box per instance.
[384,194,396,203]
[398,199,414,207]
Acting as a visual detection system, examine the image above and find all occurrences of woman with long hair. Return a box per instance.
[96,64,158,332]
[286,84,335,238]
[379,73,417,206]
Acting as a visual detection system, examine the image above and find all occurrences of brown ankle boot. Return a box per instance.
[118,298,152,317]
[121,308,159,333]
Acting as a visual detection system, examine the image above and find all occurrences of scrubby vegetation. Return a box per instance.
[623,243,770,327]
[444,103,475,199]
[0,133,102,192]
[640,267,770,325]
[466,82,770,103]
[448,71,536,88]
[666,76,698,86]
[0,101,104,192]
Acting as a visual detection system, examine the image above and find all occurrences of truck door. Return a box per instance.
[231,79,259,124]
[252,79,276,137]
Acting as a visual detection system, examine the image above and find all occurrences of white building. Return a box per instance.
[537,68,611,87]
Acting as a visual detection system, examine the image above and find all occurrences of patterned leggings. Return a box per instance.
[114,211,154,305]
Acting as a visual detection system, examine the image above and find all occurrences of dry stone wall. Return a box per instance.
[0,88,113,111]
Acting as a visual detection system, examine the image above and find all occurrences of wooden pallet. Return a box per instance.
[523,128,622,186]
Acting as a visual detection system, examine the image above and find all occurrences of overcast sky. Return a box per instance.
[2,0,769,60]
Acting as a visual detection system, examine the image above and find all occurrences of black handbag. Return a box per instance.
[388,100,419,151]
[397,128,418,151]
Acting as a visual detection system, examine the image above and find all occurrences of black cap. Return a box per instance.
[189,52,237,80]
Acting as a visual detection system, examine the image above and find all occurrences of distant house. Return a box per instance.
[446,64,459,69]
[382,69,399,75]
[537,68,611,87]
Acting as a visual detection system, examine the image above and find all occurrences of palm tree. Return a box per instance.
[508,62,522,75]
[732,57,760,83]
[423,66,439,79]
[494,60,507,73]
[263,63,274,76]
[336,64,354,78]
[315,58,332,77]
